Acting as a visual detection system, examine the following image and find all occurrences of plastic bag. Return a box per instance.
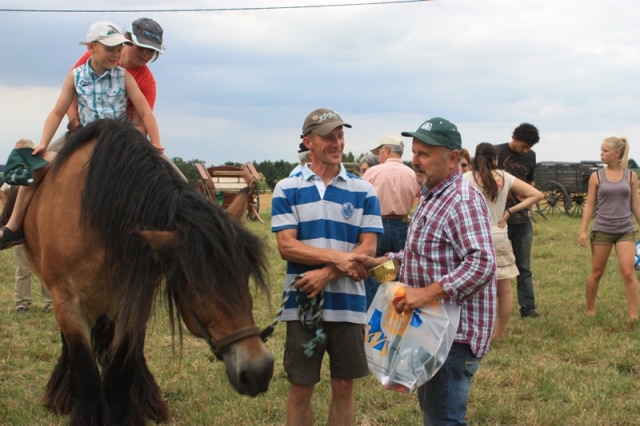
[364,282,461,394]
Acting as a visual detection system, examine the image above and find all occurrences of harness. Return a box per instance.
[188,274,326,360]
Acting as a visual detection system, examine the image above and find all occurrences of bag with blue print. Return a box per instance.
[364,282,460,394]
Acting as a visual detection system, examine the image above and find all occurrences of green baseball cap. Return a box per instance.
[401,117,462,151]
[4,148,49,186]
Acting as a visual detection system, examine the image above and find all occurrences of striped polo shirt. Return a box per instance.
[272,164,383,324]
[74,60,128,126]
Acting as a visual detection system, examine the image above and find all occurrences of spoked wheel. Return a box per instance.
[536,181,571,216]
[567,191,588,217]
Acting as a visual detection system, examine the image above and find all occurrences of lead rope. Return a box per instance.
[261,274,326,358]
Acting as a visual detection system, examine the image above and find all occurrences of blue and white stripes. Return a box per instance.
[272,165,383,324]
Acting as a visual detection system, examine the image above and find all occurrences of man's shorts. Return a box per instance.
[590,230,636,245]
[284,321,369,385]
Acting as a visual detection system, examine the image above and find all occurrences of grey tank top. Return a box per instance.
[593,168,634,234]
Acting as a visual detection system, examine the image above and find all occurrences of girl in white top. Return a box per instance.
[464,142,543,340]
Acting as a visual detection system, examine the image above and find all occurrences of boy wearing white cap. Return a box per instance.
[0,21,163,249]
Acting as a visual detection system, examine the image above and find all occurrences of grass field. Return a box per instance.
[1,198,639,425]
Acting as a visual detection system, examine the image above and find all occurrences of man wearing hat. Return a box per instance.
[362,135,420,308]
[289,142,311,176]
[271,108,382,425]
[352,117,496,425]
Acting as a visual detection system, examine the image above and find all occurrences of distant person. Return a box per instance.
[272,108,382,426]
[1,140,53,313]
[460,147,472,173]
[352,116,496,425]
[0,21,163,250]
[362,134,420,308]
[579,136,640,319]
[496,123,541,318]
[464,142,543,340]
[358,153,379,175]
[289,142,311,176]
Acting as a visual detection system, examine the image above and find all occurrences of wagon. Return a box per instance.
[195,162,265,223]
[533,161,601,217]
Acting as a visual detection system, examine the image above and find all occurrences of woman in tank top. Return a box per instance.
[579,136,640,319]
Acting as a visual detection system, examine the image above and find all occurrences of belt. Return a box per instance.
[381,215,409,222]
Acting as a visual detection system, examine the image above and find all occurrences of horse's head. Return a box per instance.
[138,191,273,397]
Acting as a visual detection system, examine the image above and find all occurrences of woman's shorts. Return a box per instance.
[590,230,636,245]
[493,232,519,280]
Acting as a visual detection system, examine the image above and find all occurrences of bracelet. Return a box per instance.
[506,208,512,215]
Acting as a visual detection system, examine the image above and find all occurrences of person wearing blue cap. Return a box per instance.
[351,117,497,426]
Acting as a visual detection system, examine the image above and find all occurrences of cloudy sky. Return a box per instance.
[1,0,638,167]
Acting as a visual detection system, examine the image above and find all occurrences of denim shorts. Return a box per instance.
[590,230,636,245]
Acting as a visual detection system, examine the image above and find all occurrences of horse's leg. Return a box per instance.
[101,334,168,424]
[43,331,73,414]
[50,307,107,426]
[131,338,169,422]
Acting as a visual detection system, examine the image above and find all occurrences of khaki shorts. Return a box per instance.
[284,321,368,385]
[590,230,636,245]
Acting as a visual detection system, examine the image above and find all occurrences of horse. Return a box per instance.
[22,119,273,425]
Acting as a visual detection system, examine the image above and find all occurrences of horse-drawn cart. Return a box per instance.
[534,161,601,217]
[195,162,264,223]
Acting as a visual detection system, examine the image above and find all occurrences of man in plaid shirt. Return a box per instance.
[353,117,496,425]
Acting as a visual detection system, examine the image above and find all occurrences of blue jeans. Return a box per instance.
[417,343,482,425]
[365,218,410,309]
[507,221,536,310]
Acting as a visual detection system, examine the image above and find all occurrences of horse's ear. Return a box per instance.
[136,229,176,257]
[226,186,249,222]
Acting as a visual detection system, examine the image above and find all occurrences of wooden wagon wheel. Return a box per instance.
[567,191,588,217]
[536,181,571,216]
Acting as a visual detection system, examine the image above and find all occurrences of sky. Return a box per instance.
[1,0,639,167]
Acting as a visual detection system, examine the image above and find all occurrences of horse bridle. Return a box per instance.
[187,307,273,360]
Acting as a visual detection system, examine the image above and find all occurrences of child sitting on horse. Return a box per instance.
[0,21,163,249]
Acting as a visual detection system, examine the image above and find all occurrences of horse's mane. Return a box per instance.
[53,119,269,353]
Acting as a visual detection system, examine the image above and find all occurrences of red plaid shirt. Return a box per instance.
[388,171,497,357]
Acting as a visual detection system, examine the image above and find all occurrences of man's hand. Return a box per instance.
[294,269,331,299]
[333,252,369,281]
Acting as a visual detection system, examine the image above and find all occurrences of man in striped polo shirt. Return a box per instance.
[272,108,383,426]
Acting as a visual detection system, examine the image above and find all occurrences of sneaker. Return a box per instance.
[520,308,540,318]
[43,304,54,313]
[15,305,29,313]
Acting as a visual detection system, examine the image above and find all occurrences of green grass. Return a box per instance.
[1,210,639,425]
